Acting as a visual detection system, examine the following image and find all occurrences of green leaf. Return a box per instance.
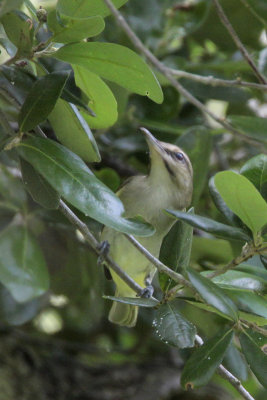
[166,210,250,242]
[103,295,159,307]
[181,329,233,389]
[160,208,193,291]
[236,264,267,282]
[54,42,163,104]
[94,168,120,192]
[0,224,49,302]
[229,116,267,143]
[214,171,267,234]
[187,269,238,321]
[48,10,105,43]
[241,154,267,201]
[73,66,118,129]
[223,342,248,381]
[191,237,234,266]
[240,328,267,388]
[1,10,33,55]
[153,301,196,348]
[239,311,267,327]
[57,0,128,18]
[19,71,69,132]
[177,127,212,205]
[224,288,267,319]
[208,270,266,292]
[20,158,60,209]
[0,164,27,208]
[0,0,23,17]
[17,137,155,236]
[48,98,101,162]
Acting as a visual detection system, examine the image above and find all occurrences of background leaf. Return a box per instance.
[241,154,267,201]
[57,0,128,18]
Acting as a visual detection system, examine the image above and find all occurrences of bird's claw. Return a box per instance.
[139,285,154,299]
[97,240,110,266]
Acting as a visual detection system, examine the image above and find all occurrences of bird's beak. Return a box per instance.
[140,127,162,154]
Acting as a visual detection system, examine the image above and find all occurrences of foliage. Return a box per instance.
[0,0,267,399]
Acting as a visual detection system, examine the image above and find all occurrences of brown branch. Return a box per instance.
[213,0,267,84]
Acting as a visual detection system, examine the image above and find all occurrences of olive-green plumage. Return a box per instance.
[102,128,193,327]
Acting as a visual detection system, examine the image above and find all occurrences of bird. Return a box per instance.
[101,128,193,327]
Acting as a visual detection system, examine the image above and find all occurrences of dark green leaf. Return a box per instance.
[19,71,69,132]
[1,10,33,55]
[240,328,267,388]
[153,301,196,348]
[181,329,233,389]
[0,0,23,17]
[48,10,105,43]
[54,42,163,104]
[57,0,128,18]
[17,137,155,236]
[229,116,267,143]
[0,224,49,302]
[48,98,101,162]
[224,288,267,319]
[223,342,248,381]
[166,210,250,242]
[188,269,238,321]
[20,158,60,209]
[214,171,267,234]
[103,295,159,307]
[241,154,267,201]
[0,164,27,208]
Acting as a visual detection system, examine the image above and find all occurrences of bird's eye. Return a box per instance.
[175,152,184,161]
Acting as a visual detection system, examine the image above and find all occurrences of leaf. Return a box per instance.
[47,10,105,43]
[187,269,238,321]
[240,328,267,388]
[20,158,60,209]
[223,342,248,381]
[57,0,128,18]
[153,301,196,348]
[209,270,266,292]
[241,154,267,201]
[214,171,267,234]
[54,42,163,104]
[103,295,159,307]
[181,329,233,389]
[229,116,267,143]
[19,71,69,132]
[0,164,27,208]
[17,137,155,236]
[1,10,33,55]
[0,224,49,302]
[48,98,101,162]
[73,66,118,129]
[224,288,267,319]
[191,237,234,266]
[0,0,23,17]
[177,127,212,205]
[166,210,250,242]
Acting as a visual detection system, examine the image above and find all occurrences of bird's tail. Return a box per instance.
[108,291,138,327]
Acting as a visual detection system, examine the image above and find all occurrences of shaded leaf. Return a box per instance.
[17,137,155,236]
[0,224,49,302]
[229,116,267,143]
[166,210,250,242]
[153,301,196,348]
[57,0,128,18]
[19,71,69,131]
[1,10,33,55]
[55,42,163,104]
[223,342,248,381]
[103,295,159,307]
[0,0,23,17]
[181,329,233,389]
[241,154,267,201]
[224,288,267,319]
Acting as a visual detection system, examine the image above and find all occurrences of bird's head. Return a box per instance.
[141,127,193,208]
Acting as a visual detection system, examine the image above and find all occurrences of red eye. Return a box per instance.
[175,152,184,161]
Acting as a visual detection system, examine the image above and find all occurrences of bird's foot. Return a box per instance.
[139,285,154,298]
[97,240,110,266]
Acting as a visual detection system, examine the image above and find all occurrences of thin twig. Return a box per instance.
[195,335,254,400]
[213,0,267,84]
[103,0,263,148]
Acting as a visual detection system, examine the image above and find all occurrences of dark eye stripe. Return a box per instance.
[164,148,193,176]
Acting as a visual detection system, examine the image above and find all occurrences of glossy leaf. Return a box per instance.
[48,11,105,43]
[166,210,250,242]
[17,137,155,236]
[229,116,267,143]
[0,224,49,302]
[0,0,23,17]
[210,270,266,292]
[241,154,267,201]
[214,171,267,234]
[224,288,267,319]
[55,42,163,104]
[103,295,159,307]
[181,329,233,389]
[73,66,118,129]
[187,269,238,321]
[153,301,196,348]
[240,328,267,388]
[20,158,60,209]
[48,98,101,162]
[57,0,128,18]
[19,71,69,132]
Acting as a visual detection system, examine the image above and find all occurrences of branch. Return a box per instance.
[213,0,267,85]
[195,335,255,400]
[103,0,263,148]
